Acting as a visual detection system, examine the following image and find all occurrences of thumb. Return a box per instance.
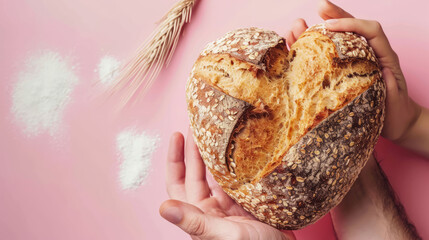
[159,200,245,239]
[382,67,399,104]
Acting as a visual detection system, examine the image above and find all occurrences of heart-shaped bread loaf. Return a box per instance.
[186,24,385,229]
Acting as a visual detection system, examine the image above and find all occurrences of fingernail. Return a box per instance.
[161,206,183,224]
[325,19,338,25]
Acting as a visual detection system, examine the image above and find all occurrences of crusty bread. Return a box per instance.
[186,24,385,229]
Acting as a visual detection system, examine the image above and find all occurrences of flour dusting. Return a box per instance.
[96,55,121,86]
[11,50,79,137]
[117,129,159,190]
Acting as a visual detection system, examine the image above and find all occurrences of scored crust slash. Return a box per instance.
[186,24,385,229]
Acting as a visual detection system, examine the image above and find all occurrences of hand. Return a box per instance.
[286,0,422,143]
[159,130,295,240]
[286,2,422,239]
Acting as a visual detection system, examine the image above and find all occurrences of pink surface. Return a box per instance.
[1,0,429,239]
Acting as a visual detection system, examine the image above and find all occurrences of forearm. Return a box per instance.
[331,156,420,240]
[396,105,429,157]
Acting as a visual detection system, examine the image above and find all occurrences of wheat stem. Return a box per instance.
[112,0,196,106]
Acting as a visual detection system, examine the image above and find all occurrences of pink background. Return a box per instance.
[1,0,429,239]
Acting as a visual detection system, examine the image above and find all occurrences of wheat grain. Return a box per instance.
[113,0,196,106]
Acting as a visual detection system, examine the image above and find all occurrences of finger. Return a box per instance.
[206,172,236,208]
[291,18,308,40]
[160,200,246,239]
[382,67,399,101]
[166,132,187,201]
[207,174,257,218]
[381,68,399,139]
[185,128,211,203]
[285,31,296,49]
[325,18,396,62]
[206,173,226,199]
[286,18,309,48]
[318,0,354,20]
[280,230,297,240]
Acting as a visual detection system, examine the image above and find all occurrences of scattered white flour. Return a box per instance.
[116,129,159,190]
[96,55,121,86]
[11,50,79,137]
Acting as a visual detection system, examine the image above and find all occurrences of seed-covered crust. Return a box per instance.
[186,76,252,188]
[201,27,285,71]
[186,25,385,229]
[307,23,378,63]
[224,76,385,229]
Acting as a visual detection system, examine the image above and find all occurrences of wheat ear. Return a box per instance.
[113,0,196,105]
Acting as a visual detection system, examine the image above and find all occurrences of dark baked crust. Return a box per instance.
[225,75,385,229]
[186,25,386,229]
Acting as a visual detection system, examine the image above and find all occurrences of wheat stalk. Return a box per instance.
[112,0,196,106]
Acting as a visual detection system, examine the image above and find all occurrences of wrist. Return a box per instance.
[393,99,422,144]
[394,103,429,157]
